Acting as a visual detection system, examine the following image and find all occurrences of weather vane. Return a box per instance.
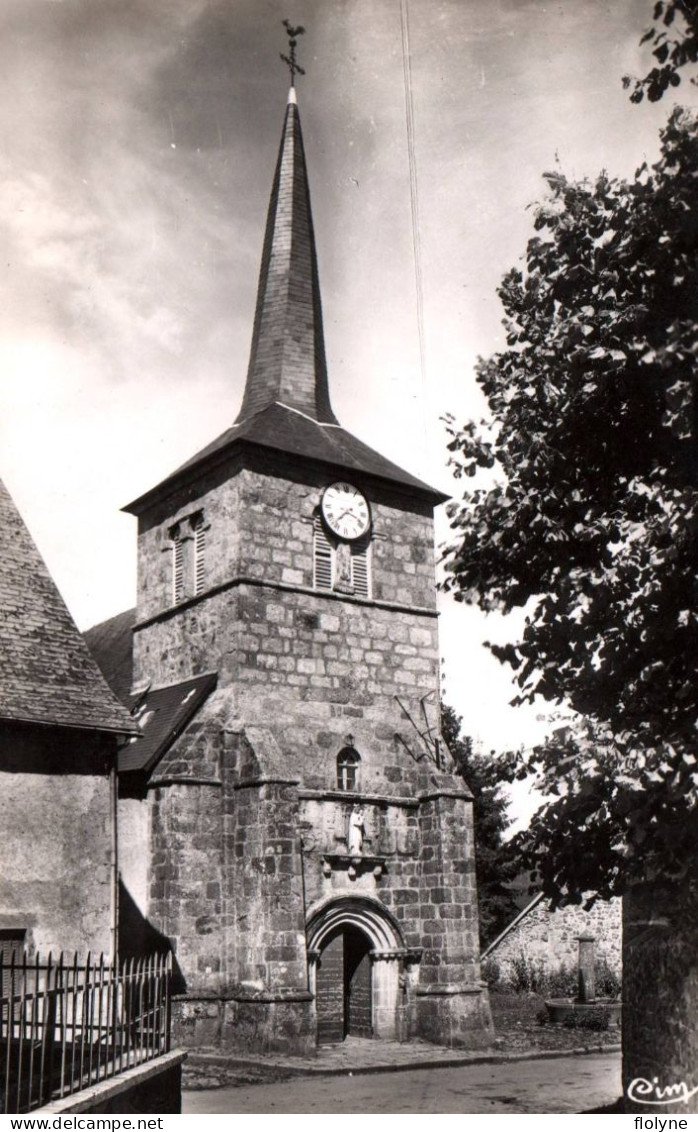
[280,19,306,86]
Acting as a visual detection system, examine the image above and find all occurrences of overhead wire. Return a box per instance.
[400,0,429,451]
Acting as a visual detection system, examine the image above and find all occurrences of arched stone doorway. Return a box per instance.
[314,924,373,1043]
[307,897,410,1044]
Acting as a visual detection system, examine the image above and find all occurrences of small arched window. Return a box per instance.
[337,747,360,792]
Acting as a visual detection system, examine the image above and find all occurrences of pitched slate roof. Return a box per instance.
[0,478,137,735]
[83,611,216,775]
[124,402,448,514]
[120,673,217,774]
[123,91,447,517]
[83,607,136,703]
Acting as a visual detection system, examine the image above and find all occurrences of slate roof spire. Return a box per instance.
[235,84,338,425]
[123,49,449,517]
[0,477,137,735]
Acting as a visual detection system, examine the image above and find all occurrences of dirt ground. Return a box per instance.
[183,1051,622,1114]
[489,991,621,1053]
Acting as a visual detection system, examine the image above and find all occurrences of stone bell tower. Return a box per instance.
[116,58,493,1054]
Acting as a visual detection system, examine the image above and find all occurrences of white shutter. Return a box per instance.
[172,528,185,604]
[351,535,371,598]
[313,515,334,590]
[193,515,206,595]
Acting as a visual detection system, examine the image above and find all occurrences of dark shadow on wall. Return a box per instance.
[118,879,186,994]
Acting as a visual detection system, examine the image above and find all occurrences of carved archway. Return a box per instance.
[307,894,405,953]
[307,897,408,1043]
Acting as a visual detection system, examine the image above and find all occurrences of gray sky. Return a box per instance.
[1,0,694,767]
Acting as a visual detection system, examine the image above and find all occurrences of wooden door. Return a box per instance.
[345,928,373,1038]
[315,931,345,1044]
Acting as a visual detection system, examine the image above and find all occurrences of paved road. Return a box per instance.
[183,1052,621,1114]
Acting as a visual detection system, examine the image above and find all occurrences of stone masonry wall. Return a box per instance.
[135,585,439,790]
[488,896,622,980]
[221,778,314,1054]
[299,787,492,1048]
[132,449,444,799]
[133,450,436,654]
[147,719,224,1005]
[300,794,422,937]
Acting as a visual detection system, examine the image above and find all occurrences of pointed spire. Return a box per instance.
[235,90,338,426]
[0,477,137,735]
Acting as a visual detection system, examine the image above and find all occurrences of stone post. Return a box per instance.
[370,951,404,1040]
[577,935,596,1003]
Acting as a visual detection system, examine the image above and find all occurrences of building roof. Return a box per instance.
[124,91,447,517]
[120,673,217,774]
[0,478,137,736]
[481,894,544,961]
[83,607,136,703]
[83,610,216,775]
[124,402,448,514]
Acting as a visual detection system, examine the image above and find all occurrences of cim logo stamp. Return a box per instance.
[628,1077,698,1106]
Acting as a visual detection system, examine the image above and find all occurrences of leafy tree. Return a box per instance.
[625,1,698,102]
[441,110,697,1107]
[441,704,519,946]
[442,110,697,900]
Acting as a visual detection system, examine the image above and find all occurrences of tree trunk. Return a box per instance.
[623,879,698,1114]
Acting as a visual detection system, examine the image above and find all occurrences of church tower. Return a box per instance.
[115,71,493,1054]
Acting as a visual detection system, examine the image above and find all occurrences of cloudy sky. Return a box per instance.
[1,0,694,765]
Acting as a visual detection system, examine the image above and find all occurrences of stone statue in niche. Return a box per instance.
[347,804,365,856]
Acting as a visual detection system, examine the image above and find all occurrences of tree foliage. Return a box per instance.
[441,704,519,943]
[441,110,698,906]
[625,1,698,103]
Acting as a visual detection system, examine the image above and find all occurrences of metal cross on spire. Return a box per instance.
[280,19,306,86]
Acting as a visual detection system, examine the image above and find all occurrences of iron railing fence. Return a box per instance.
[0,951,171,1114]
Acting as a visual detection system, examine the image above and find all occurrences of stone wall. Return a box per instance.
[144,717,223,1009]
[133,451,436,629]
[118,794,149,948]
[131,451,444,806]
[134,583,440,791]
[38,1051,186,1115]
[300,786,492,1048]
[139,714,492,1052]
[0,723,114,958]
[486,895,622,980]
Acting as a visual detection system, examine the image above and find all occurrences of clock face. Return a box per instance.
[321,482,371,541]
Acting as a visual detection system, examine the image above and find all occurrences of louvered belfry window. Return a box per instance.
[313,513,372,596]
[172,525,185,604]
[313,514,334,590]
[170,511,206,605]
[193,514,206,595]
[350,536,371,598]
